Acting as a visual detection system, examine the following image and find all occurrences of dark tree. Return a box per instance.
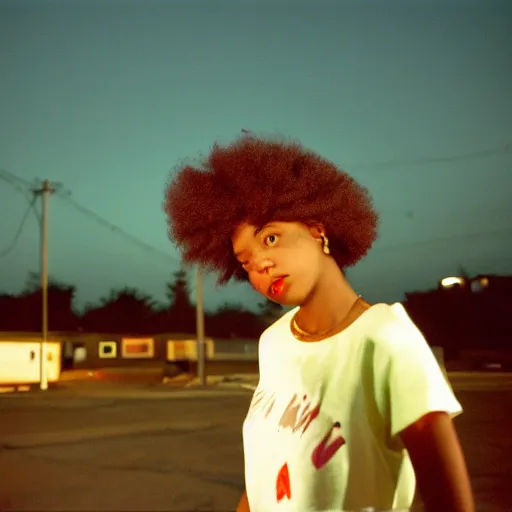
[156,268,196,333]
[0,272,79,331]
[81,287,155,334]
[206,302,264,338]
[167,269,193,311]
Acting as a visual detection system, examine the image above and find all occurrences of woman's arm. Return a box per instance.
[236,489,250,512]
[400,411,475,512]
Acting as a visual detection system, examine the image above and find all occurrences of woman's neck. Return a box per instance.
[294,261,360,336]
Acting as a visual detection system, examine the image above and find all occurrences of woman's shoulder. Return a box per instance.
[359,302,427,352]
[361,301,411,325]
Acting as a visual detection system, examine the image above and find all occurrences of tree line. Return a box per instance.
[404,275,512,359]
[2,270,511,355]
[0,270,284,338]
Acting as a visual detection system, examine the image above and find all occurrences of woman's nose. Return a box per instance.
[253,257,274,274]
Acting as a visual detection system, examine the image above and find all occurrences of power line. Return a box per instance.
[348,141,512,171]
[0,169,35,207]
[0,169,42,224]
[56,193,180,265]
[0,168,33,188]
[1,168,180,267]
[375,224,512,253]
[0,197,38,258]
[3,160,511,266]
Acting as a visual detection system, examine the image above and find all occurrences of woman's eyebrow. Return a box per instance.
[258,222,280,233]
[233,226,266,259]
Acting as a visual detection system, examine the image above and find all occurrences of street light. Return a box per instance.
[440,276,466,288]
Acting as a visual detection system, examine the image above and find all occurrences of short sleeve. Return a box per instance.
[379,304,462,438]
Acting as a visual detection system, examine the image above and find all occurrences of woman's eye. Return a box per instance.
[265,233,279,246]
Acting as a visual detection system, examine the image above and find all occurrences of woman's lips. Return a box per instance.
[269,276,288,297]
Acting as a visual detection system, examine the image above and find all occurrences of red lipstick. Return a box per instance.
[269,276,288,297]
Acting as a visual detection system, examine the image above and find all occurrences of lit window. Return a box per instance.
[99,341,117,359]
[73,346,87,363]
[121,338,154,359]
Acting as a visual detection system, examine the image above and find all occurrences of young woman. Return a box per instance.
[164,135,474,512]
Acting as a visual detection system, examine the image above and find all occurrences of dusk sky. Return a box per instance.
[1,0,511,314]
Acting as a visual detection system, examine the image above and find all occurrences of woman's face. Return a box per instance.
[231,221,326,306]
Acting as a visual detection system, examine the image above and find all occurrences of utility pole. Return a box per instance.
[33,180,55,391]
[196,266,206,386]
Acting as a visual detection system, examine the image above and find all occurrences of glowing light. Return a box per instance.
[471,276,489,293]
[440,276,465,288]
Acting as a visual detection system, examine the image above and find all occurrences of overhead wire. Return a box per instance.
[2,137,511,265]
[0,168,37,209]
[1,169,180,269]
[0,196,38,258]
[374,224,512,253]
[0,168,32,188]
[56,193,181,266]
[347,140,512,171]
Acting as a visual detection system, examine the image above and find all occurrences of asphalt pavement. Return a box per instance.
[0,373,511,511]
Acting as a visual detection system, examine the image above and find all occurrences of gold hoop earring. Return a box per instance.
[320,233,330,255]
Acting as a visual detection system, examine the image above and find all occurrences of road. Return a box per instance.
[0,374,511,511]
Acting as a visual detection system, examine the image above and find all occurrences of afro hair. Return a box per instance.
[164,135,379,284]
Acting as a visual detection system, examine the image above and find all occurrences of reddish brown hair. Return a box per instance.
[164,135,379,284]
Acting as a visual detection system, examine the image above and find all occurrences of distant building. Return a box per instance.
[403,274,512,361]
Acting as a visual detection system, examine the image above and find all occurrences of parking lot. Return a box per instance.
[0,374,511,511]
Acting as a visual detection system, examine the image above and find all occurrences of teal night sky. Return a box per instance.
[1,0,511,313]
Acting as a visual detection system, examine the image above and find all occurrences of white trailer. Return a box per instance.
[0,341,61,385]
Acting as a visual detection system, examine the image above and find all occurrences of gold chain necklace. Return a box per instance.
[291,295,363,339]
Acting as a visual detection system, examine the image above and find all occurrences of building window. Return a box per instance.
[73,345,87,363]
[166,339,214,361]
[121,338,154,359]
[99,341,117,359]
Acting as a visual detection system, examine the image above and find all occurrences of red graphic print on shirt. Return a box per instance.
[247,388,276,419]
[276,462,292,502]
[278,393,321,435]
[312,421,346,469]
[250,388,345,496]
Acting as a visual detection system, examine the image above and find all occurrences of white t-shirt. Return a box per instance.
[242,303,461,511]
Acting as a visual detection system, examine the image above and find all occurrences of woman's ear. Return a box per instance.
[307,223,326,240]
